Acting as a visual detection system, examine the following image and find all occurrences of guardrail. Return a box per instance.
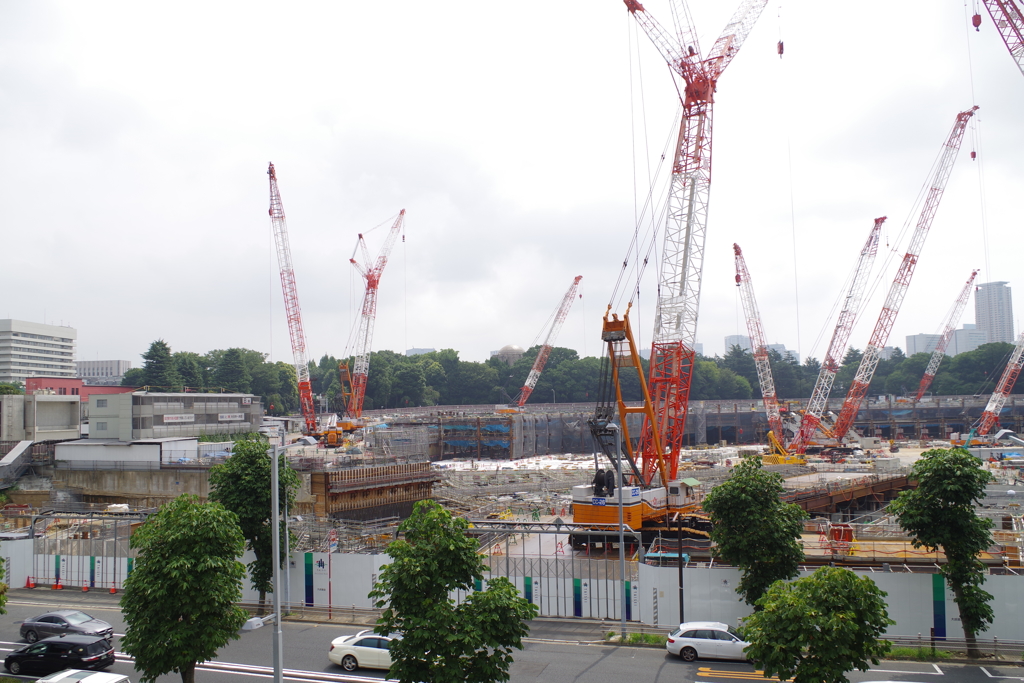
[887,633,1024,659]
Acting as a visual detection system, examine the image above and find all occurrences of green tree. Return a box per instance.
[214,348,252,393]
[889,447,994,657]
[141,340,181,391]
[370,500,538,683]
[743,566,894,683]
[0,382,23,395]
[209,436,301,614]
[121,368,145,386]
[701,455,807,605]
[173,352,206,391]
[120,494,248,683]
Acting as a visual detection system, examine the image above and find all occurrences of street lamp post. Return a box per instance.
[609,423,626,639]
[551,389,556,404]
[270,426,299,683]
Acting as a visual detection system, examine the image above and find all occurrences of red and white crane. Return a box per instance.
[512,276,583,407]
[267,162,318,434]
[626,0,768,484]
[977,330,1024,434]
[347,210,406,418]
[832,107,978,440]
[732,244,782,439]
[974,1,1024,78]
[914,270,980,401]
[791,218,884,453]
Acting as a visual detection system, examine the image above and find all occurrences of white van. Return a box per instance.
[38,671,131,683]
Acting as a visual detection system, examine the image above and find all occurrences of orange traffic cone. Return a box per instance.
[25,576,35,589]
[82,584,89,592]
[53,578,63,590]
[109,582,117,595]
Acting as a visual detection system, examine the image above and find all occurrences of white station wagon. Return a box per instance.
[666,621,749,662]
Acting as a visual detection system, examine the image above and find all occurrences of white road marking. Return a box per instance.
[866,663,943,675]
[981,667,1024,680]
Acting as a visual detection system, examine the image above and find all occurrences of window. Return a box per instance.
[96,422,107,431]
[96,399,108,408]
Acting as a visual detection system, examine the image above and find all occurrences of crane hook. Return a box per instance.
[972,13,982,30]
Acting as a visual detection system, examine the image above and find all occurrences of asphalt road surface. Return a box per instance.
[0,593,1020,683]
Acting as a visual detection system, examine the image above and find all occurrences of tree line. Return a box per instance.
[123,340,300,416]
[123,337,1024,416]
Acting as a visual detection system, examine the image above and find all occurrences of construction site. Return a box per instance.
[2,2,1024,638]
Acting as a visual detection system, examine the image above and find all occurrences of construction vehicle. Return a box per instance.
[915,270,979,401]
[267,163,318,435]
[977,330,1024,435]
[570,0,769,548]
[506,276,582,410]
[832,107,978,441]
[762,430,806,466]
[733,244,783,439]
[792,219,883,454]
[347,210,406,419]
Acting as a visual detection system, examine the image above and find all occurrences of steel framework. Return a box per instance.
[348,210,406,417]
[792,218,884,453]
[732,244,782,438]
[514,276,583,407]
[915,270,979,401]
[833,107,978,440]
[268,163,317,434]
[626,0,768,465]
[977,330,1024,435]
[979,0,1024,78]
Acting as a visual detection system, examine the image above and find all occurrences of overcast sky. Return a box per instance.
[2,1,1022,369]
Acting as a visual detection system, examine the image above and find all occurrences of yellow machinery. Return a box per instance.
[762,430,806,466]
[571,305,703,544]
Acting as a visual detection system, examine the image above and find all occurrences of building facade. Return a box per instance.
[88,392,263,441]
[948,324,988,356]
[975,281,1014,344]
[724,335,751,353]
[76,360,132,385]
[906,333,941,356]
[0,320,77,385]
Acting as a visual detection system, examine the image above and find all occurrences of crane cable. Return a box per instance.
[964,0,993,280]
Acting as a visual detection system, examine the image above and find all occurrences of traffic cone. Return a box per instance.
[109,582,116,595]
[53,578,63,590]
[81,584,89,592]
[25,576,34,589]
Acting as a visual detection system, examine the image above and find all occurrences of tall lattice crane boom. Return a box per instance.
[792,218,884,453]
[977,330,1024,435]
[733,244,782,438]
[627,0,768,485]
[915,270,979,401]
[267,162,317,434]
[832,107,978,440]
[348,210,406,418]
[514,276,583,407]
[978,0,1024,78]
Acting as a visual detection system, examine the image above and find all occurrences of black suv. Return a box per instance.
[4,635,115,676]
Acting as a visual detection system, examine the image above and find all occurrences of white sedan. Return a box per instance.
[328,630,397,671]
[666,621,749,662]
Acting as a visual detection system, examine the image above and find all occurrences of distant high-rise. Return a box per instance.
[0,320,77,385]
[906,334,941,356]
[975,281,1014,344]
[724,335,752,353]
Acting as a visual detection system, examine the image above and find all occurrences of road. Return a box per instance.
[0,595,1020,683]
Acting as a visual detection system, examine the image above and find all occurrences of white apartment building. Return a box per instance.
[0,320,77,385]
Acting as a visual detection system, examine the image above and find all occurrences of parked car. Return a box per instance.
[4,635,115,675]
[666,621,749,662]
[38,670,130,683]
[21,610,114,643]
[328,630,398,671]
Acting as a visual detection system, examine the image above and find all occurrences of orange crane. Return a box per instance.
[914,270,979,401]
[347,210,406,417]
[625,0,768,484]
[267,163,317,435]
[832,107,978,440]
[791,218,884,454]
[511,276,583,407]
[732,244,782,439]
[977,331,1024,435]
[974,1,1024,78]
